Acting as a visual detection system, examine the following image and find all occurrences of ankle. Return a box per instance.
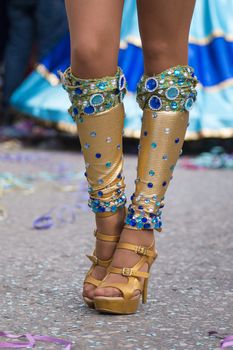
[95,207,125,235]
[120,227,154,247]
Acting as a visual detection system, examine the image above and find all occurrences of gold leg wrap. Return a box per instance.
[79,103,126,217]
[60,67,127,217]
[125,65,198,230]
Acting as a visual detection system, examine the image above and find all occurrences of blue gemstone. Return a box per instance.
[72,107,79,115]
[178,79,185,86]
[95,153,101,158]
[170,101,178,110]
[144,223,151,229]
[137,222,144,229]
[119,75,125,90]
[100,207,105,212]
[90,131,96,137]
[111,205,117,212]
[142,217,147,223]
[98,191,103,197]
[174,69,180,76]
[149,96,162,111]
[145,78,158,92]
[184,97,194,111]
[162,181,167,187]
[165,87,179,100]
[175,138,180,143]
[151,142,157,149]
[130,219,137,226]
[97,82,107,90]
[147,182,153,188]
[117,173,122,179]
[84,105,95,114]
[75,88,82,95]
[144,131,148,136]
[90,94,104,106]
[138,205,144,210]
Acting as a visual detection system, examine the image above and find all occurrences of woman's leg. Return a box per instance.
[63,0,126,301]
[95,0,197,299]
[65,0,124,78]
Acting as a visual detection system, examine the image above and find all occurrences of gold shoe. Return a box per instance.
[83,229,121,309]
[94,240,157,314]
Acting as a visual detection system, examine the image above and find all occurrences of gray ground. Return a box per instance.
[0,148,233,350]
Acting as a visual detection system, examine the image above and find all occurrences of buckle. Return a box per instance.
[135,246,147,256]
[92,255,98,265]
[87,254,98,265]
[122,268,132,276]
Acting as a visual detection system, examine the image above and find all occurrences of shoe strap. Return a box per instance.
[108,266,149,279]
[84,273,102,287]
[93,229,120,242]
[86,254,111,268]
[116,242,156,258]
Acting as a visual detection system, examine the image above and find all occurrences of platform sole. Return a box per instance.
[94,296,140,314]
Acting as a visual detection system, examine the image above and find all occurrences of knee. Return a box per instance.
[72,40,102,66]
[143,40,188,74]
[143,40,171,61]
[71,38,117,77]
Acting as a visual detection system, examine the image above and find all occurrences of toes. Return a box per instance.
[94,287,122,298]
[83,284,96,299]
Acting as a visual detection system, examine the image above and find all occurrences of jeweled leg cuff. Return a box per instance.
[61,67,127,217]
[125,65,198,231]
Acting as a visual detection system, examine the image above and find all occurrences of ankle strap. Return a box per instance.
[94,229,119,242]
[86,254,111,268]
[116,242,156,258]
[108,266,149,279]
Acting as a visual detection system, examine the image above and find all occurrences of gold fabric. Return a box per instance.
[125,109,189,230]
[78,103,126,216]
[61,67,127,217]
[125,64,198,231]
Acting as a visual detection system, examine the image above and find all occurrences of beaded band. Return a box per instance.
[60,67,127,123]
[88,179,127,215]
[136,65,198,113]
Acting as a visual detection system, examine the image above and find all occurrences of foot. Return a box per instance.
[94,227,155,299]
[83,207,125,300]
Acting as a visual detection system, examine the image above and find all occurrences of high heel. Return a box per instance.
[83,229,120,308]
[94,240,157,314]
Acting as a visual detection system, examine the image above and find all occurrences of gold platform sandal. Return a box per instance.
[94,240,157,314]
[83,229,121,308]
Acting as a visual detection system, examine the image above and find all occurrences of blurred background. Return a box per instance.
[0,0,233,160]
